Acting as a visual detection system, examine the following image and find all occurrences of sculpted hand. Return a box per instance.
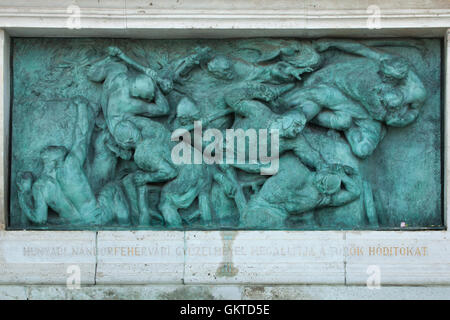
[157,77,173,94]
[193,46,212,63]
[285,66,314,81]
[288,68,303,80]
[107,46,122,57]
[144,68,158,79]
[273,61,294,81]
[17,172,33,192]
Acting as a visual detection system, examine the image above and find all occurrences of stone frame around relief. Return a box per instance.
[0,3,449,285]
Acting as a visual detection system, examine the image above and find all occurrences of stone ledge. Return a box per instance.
[0,230,450,285]
[0,231,97,284]
[1,284,450,300]
[96,231,185,284]
[0,2,449,34]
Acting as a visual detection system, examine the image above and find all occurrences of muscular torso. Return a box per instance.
[252,155,326,215]
[105,85,148,133]
[34,177,81,222]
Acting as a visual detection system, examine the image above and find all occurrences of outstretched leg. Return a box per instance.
[158,194,183,228]
[58,97,98,220]
[97,183,131,225]
[70,96,96,165]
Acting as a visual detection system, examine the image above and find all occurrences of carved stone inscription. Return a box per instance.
[10,38,442,230]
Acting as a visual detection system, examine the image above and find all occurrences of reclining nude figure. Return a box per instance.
[241,154,361,228]
[16,97,130,226]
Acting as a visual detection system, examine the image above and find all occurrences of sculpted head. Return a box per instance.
[207,56,234,80]
[314,170,342,195]
[380,57,409,83]
[271,109,306,138]
[130,74,155,101]
[40,146,67,171]
[377,61,427,127]
[113,120,142,149]
[379,84,404,111]
[176,97,201,125]
[87,57,127,82]
[360,56,427,127]
[87,58,111,82]
[280,42,322,69]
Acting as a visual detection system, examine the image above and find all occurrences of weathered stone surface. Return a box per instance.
[345,231,450,285]
[0,1,449,38]
[184,231,345,284]
[2,284,450,300]
[240,285,450,300]
[96,231,185,284]
[0,285,26,299]
[0,231,96,284]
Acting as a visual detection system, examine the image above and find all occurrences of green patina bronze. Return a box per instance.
[9,37,443,230]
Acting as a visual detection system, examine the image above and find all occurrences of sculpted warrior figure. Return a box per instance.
[241,154,361,228]
[161,43,317,137]
[282,39,427,158]
[236,38,322,82]
[16,97,130,226]
[134,133,236,228]
[87,115,133,194]
[87,49,170,150]
[282,84,386,158]
[202,83,327,220]
[225,83,326,172]
[105,46,173,94]
[105,105,235,227]
[311,38,427,125]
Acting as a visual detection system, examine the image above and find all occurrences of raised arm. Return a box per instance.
[225,88,272,118]
[314,39,391,62]
[172,47,212,82]
[108,46,158,78]
[107,46,173,93]
[70,96,94,165]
